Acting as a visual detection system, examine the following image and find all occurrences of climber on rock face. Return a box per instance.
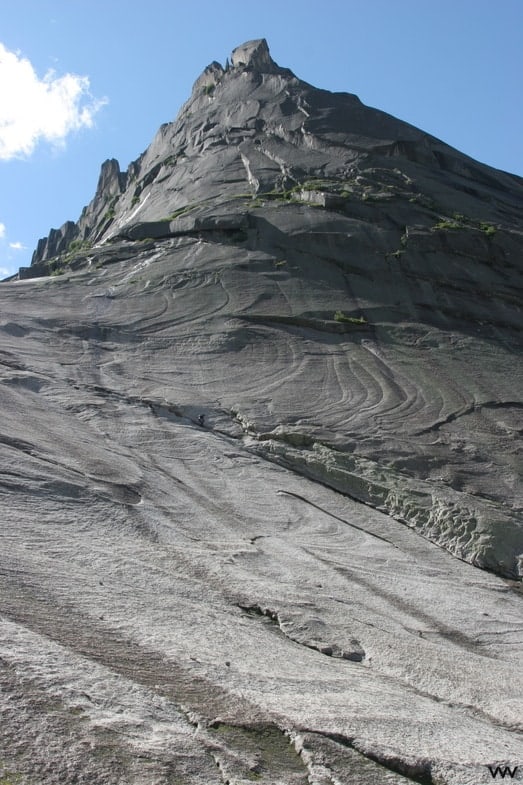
[197,414,205,427]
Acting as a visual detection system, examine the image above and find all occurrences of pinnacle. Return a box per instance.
[230,38,281,73]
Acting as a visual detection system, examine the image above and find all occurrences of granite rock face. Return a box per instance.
[2,39,523,784]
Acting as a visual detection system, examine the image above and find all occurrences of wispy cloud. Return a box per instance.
[0,42,107,160]
[1,221,26,252]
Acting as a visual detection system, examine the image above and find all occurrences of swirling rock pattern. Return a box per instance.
[1,39,522,784]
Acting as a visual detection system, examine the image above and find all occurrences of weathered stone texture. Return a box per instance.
[2,40,522,785]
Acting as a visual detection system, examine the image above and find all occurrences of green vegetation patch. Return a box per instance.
[334,311,367,325]
[162,203,199,222]
[46,257,68,275]
[44,237,93,277]
[0,773,22,785]
[432,219,463,231]
[101,208,116,224]
[432,213,498,236]
[101,193,121,223]
[480,222,496,236]
[68,239,92,253]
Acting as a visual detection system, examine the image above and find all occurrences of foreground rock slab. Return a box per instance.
[1,257,522,784]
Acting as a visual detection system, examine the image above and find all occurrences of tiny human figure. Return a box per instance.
[197,414,205,427]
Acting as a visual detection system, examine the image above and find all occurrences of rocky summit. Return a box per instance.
[1,39,522,785]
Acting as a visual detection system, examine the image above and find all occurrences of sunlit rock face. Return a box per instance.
[2,39,522,785]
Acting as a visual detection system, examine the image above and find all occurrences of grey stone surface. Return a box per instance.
[1,39,523,784]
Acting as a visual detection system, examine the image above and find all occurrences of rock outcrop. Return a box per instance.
[2,39,522,785]
[24,38,523,579]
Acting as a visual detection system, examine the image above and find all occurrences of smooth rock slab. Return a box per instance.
[2,38,523,784]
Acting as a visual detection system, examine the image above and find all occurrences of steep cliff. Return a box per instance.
[1,39,522,785]
[22,38,523,579]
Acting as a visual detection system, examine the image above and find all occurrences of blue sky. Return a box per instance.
[1,0,522,278]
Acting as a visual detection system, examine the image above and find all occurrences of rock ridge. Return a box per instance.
[25,38,523,271]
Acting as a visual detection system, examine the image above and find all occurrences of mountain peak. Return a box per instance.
[230,38,281,73]
[191,38,286,94]
[23,36,523,289]
[1,37,522,781]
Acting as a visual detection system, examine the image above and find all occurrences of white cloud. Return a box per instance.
[0,266,10,277]
[0,43,107,160]
[1,221,27,252]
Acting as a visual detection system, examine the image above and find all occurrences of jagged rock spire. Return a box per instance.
[230,38,282,73]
